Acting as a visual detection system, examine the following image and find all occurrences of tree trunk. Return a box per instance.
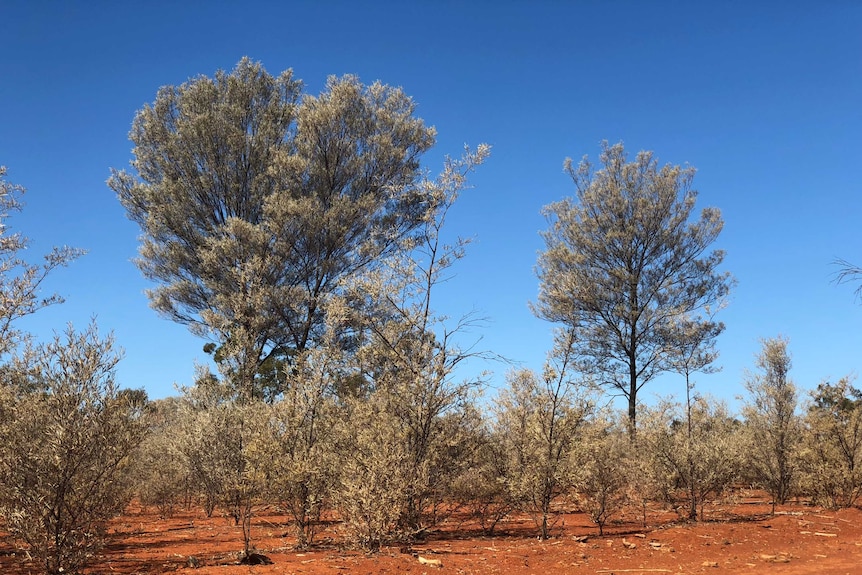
[686,371,697,521]
[688,484,697,521]
[627,368,638,441]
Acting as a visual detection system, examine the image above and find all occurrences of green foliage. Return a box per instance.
[203,342,294,403]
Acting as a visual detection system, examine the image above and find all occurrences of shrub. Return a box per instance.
[0,324,145,575]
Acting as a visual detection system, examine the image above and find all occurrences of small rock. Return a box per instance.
[702,560,719,567]
[417,555,443,568]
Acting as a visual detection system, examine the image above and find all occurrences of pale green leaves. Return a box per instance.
[110,58,440,400]
[536,142,732,432]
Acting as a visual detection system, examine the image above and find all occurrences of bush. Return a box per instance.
[132,398,192,517]
[741,337,801,509]
[0,324,145,575]
[799,378,862,508]
[334,395,410,550]
[574,417,630,534]
[642,398,742,520]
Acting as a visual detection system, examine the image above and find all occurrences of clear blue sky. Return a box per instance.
[1,1,860,407]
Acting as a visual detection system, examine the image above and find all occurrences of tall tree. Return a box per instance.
[534,141,732,435]
[108,58,435,400]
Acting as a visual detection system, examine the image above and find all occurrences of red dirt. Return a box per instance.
[3,495,862,574]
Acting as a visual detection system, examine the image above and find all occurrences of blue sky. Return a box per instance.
[1,1,860,407]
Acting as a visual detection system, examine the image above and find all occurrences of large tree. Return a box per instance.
[535,142,731,435]
[108,58,435,400]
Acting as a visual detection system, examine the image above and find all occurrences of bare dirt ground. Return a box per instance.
[3,494,862,574]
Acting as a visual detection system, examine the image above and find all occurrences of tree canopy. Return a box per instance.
[109,58,436,399]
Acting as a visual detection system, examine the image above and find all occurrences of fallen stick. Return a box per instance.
[596,570,672,573]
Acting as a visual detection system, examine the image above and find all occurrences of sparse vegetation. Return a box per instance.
[2,57,860,575]
[494,331,593,539]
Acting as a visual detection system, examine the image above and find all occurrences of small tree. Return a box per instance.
[341,145,491,540]
[666,312,724,519]
[175,370,241,518]
[333,394,411,551]
[574,416,630,535]
[741,336,801,510]
[448,424,515,536]
[643,397,742,521]
[494,329,593,539]
[0,323,145,575]
[264,345,339,548]
[174,373,270,561]
[131,397,194,518]
[799,377,862,508]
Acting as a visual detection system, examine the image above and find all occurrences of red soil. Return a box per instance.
[3,495,862,574]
